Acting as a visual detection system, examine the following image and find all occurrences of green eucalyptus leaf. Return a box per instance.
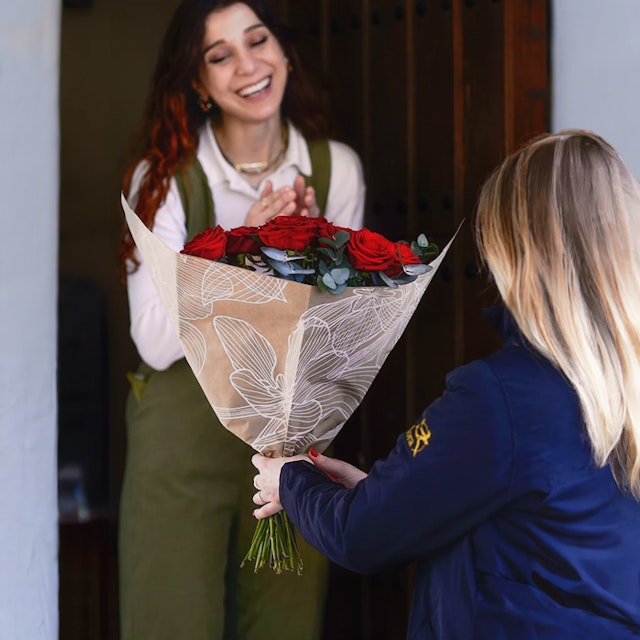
[322,272,337,289]
[417,233,429,248]
[319,237,337,250]
[403,263,431,276]
[330,267,351,285]
[330,282,348,295]
[393,273,418,285]
[334,229,350,248]
[316,275,329,293]
[267,260,315,277]
[334,252,351,269]
[261,246,288,261]
[378,271,399,288]
[262,246,305,262]
[317,247,336,261]
[290,264,316,275]
[268,260,296,276]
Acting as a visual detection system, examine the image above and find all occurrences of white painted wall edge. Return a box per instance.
[552,0,640,179]
[0,1,60,638]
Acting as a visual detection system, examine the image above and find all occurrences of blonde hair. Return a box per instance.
[475,130,640,498]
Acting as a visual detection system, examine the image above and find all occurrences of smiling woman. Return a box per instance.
[194,3,290,177]
[116,1,366,639]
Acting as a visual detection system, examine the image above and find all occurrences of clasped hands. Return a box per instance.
[246,175,319,226]
[251,449,368,519]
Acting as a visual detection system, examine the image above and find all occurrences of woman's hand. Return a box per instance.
[245,181,298,226]
[251,449,367,520]
[309,448,367,488]
[251,453,308,519]
[244,176,320,226]
[293,175,320,218]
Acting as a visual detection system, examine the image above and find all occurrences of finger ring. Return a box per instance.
[262,198,268,209]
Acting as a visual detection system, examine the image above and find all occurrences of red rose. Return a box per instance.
[347,230,421,276]
[225,226,261,255]
[181,225,227,261]
[346,228,397,273]
[314,218,342,241]
[391,242,422,275]
[257,216,324,252]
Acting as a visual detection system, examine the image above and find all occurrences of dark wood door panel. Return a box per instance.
[327,0,366,150]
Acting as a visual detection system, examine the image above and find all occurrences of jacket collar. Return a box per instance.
[483,305,526,347]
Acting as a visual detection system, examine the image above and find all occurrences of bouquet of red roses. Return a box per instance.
[180,215,438,293]
[122,195,455,574]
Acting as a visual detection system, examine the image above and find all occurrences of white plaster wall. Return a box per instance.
[0,1,60,638]
[552,0,640,179]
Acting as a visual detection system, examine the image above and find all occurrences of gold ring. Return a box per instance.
[262,198,268,209]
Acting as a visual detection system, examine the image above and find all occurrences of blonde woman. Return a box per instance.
[251,130,640,638]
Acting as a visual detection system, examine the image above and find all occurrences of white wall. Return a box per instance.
[0,1,59,638]
[552,0,640,179]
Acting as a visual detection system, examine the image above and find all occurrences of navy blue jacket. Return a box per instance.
[280,307,640,638]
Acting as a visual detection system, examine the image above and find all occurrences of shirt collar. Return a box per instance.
[197,120,312,191]
[198,121,230,187]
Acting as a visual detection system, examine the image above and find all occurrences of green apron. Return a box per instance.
[119,141,332,640]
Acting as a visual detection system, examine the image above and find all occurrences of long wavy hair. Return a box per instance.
[475,129,640,498]
[118,0,330,279]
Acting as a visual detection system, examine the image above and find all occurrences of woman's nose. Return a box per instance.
[236,49,257,74]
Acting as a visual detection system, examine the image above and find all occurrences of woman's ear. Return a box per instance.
[192,80,206,100]
[193,81,215,114]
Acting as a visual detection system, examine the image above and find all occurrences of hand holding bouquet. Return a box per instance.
[122,194,455,574]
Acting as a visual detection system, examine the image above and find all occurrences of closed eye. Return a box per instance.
[204,45,230,64]
[250,35,268,47]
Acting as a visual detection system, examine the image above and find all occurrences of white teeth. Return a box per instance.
[239,77,270,97]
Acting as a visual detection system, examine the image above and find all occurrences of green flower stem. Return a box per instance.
[241,511,304,576]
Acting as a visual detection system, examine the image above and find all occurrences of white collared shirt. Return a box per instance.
[126,121,366,370]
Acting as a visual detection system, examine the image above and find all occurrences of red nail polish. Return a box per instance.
[309,448,318,458]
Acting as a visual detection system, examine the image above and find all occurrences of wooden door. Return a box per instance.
[279,1,549,637]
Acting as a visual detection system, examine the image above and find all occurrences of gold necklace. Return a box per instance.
[219,126,288,176]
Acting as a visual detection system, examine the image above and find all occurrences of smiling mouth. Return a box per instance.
[238,77,271,97]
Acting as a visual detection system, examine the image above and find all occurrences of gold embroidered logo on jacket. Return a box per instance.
[406,418,432,457]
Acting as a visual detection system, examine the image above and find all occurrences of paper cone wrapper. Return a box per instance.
[123,194,455,457]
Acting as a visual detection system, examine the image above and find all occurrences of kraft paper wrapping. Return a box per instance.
[122,194,454,457]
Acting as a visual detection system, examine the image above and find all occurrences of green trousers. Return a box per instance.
[119,358,328,640]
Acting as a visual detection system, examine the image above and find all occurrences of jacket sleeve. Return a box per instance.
[280,358,515,574]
